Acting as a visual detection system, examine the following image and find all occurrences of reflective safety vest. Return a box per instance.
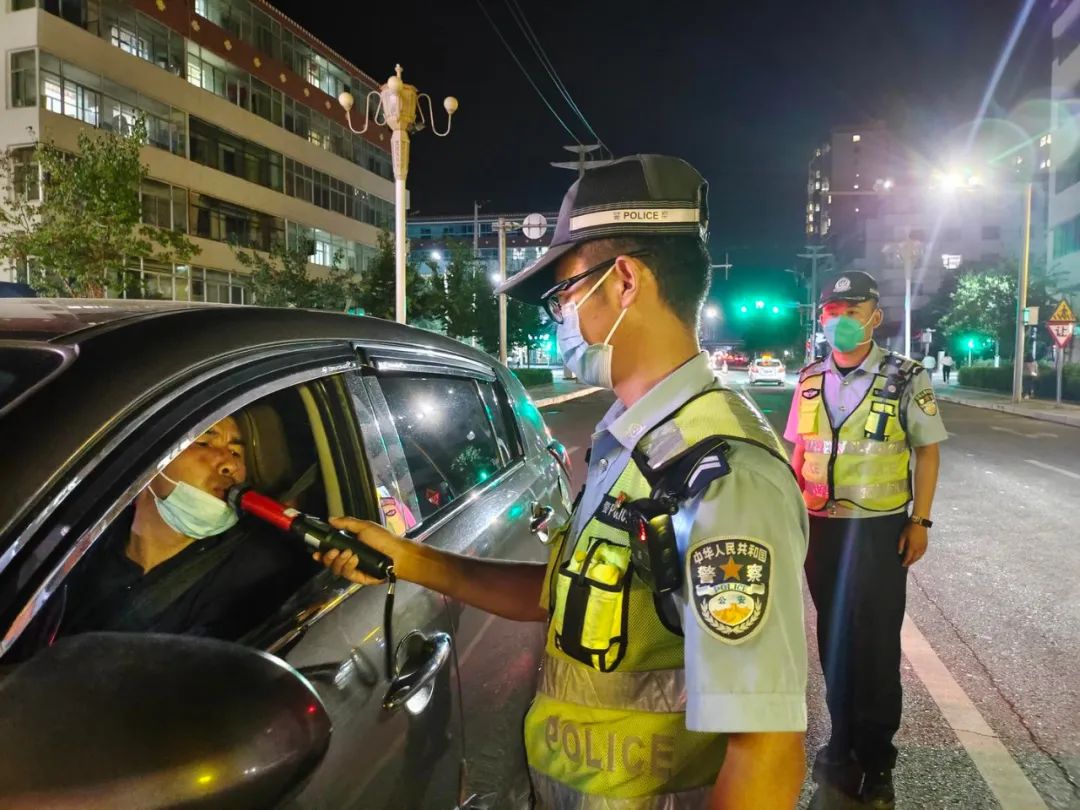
[796,352,918,514]
[525,388,789,809]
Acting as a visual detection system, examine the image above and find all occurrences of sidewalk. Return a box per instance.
[933,378,1080,429]
[526,377,602,408]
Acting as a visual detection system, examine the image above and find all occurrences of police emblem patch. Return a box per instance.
[833,276,852,292]
[688,537,772,644]
[801,387,821,399]
[914,389,938,416]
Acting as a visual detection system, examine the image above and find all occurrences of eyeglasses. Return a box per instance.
[540,250,650,324]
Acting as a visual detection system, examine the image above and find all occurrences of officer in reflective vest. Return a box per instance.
[784,271,946,810]
[318,155,810,808]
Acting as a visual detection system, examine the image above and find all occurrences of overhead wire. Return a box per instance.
[475,0,584,146]
[503,0,610,159]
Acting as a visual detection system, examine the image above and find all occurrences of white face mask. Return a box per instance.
[555,264,628,389]
[151,471,238,539]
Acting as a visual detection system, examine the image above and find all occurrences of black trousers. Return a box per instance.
[805,512,909,772]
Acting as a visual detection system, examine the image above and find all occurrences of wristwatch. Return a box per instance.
[908,515,934,528]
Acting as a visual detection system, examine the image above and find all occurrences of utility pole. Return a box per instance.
[494,217,520,366]
[473,200,482,254]
[711,253,733,281]
[796,244,833,363]
[550,144,615,178]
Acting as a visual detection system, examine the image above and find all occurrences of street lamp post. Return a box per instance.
[1011,182,1034,404]
[339,65,458,324]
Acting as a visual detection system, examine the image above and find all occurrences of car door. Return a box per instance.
[352,345,570,808]
[0,342,463,810]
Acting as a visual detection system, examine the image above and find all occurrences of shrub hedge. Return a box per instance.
[957,363,1080,401]
[511,368,554,388]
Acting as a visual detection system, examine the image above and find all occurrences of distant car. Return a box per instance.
[711,350,748,369]
[0,298,571,809]
[748,357,786,385]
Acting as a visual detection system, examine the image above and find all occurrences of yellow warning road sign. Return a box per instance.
[1048,299,1076,324]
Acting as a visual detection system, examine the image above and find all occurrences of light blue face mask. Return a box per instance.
[555,264,628,389]
[152,471,238,539]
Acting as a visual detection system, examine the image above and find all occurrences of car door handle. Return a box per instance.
[382,630,451,714]
[530,501,556,544]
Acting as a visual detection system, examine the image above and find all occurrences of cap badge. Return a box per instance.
[833,277,852,293]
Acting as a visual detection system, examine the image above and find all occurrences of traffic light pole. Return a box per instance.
[796,245,832,364]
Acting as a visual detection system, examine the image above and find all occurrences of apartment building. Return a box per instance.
[2,0,395,302]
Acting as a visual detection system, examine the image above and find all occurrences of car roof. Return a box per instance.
[0,299,507,541]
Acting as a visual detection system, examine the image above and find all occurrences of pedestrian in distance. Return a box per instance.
[1023,352,1039,400]
[785,271,947,810]
[316,155,810,808]
[941,353,954,384]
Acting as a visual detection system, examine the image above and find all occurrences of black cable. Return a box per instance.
[383,570,396,680]
[475,0,583,145]
[504,0,610,158]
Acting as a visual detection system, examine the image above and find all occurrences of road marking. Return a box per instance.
[535,387,602,408]
[1024,459,1080,481]
[901,615,1048,809]
[989,425,1058,439]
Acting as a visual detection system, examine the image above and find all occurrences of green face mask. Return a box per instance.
[822,312,874,352]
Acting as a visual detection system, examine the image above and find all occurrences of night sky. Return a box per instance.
[273,0,1051,297]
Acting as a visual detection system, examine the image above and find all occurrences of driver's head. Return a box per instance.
[154,416,248,500]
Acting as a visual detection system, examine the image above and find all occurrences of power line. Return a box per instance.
[475,0,583,146]
[504,0,610,158]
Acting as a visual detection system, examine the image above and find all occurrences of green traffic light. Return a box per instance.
[739,305,748,314]
[755,300,765,310]
[966,339,975,349]
[771,305,780,314]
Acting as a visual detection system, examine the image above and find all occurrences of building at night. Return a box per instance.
[2,0,394,302]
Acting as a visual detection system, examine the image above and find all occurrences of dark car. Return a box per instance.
[0,299,571,809]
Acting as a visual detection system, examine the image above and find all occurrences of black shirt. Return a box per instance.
[61,510,317,640]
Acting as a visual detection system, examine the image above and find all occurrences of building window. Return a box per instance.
[1053,212,1080,259]
[9,147,40,201]
[942,254,963,270]
[943,227,962,241]
[189,192,284,251]
[852,134,861,142]
[982,225,1001,240]
[189,117,283,192]
[909,229,926,241]
[10,50,37,108]
[140,179,174,229]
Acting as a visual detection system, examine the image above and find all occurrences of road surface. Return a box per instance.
[539,369,1080,809]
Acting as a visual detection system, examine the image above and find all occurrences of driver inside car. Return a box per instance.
[61,414,312,640]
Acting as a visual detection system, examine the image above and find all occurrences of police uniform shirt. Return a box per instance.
[564,352,809,733]
[783,342,948,518]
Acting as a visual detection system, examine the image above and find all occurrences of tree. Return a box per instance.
[355,230,440,323]
[441,240,484,341]
[233,238,361,311]
[933,258,1077,359]
[0,119,199,297]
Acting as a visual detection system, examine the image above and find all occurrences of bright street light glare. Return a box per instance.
[489,272,501,285]
[771,305,781,314]
[940,172,963,191]
[430,251,443,262]
[882,178,894,190]
[705,305,719,319]
[740,305,748,314]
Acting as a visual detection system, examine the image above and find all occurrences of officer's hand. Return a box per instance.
[898,522,928,567]
[313,516,403,586]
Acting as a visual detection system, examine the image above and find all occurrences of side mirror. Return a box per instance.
[0,633,331,809]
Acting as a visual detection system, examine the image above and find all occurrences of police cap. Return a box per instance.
[495,154,709,305]
[820,271,880,304]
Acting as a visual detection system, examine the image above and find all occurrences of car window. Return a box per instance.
[376,375,507,523]
[34,382,332,648]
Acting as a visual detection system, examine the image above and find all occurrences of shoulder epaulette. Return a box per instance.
[799,361,826,382]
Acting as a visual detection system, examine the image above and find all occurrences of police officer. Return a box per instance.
[784,271,946,809]
[320,155,809,808]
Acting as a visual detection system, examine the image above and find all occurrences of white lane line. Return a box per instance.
[989,426,1058,439]
[535,387,602,408]
[901,615,1048,809]
[1024,459,1080,481]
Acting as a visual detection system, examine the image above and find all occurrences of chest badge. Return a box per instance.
[802,387,821,400]
[688,537,773,644]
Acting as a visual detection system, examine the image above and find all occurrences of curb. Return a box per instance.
[534,387,603,408]
[935,392,1080,429]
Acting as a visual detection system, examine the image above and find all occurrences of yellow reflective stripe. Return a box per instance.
[530,768,710,809]
[803,439,908,456]
[539,653,687,713]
